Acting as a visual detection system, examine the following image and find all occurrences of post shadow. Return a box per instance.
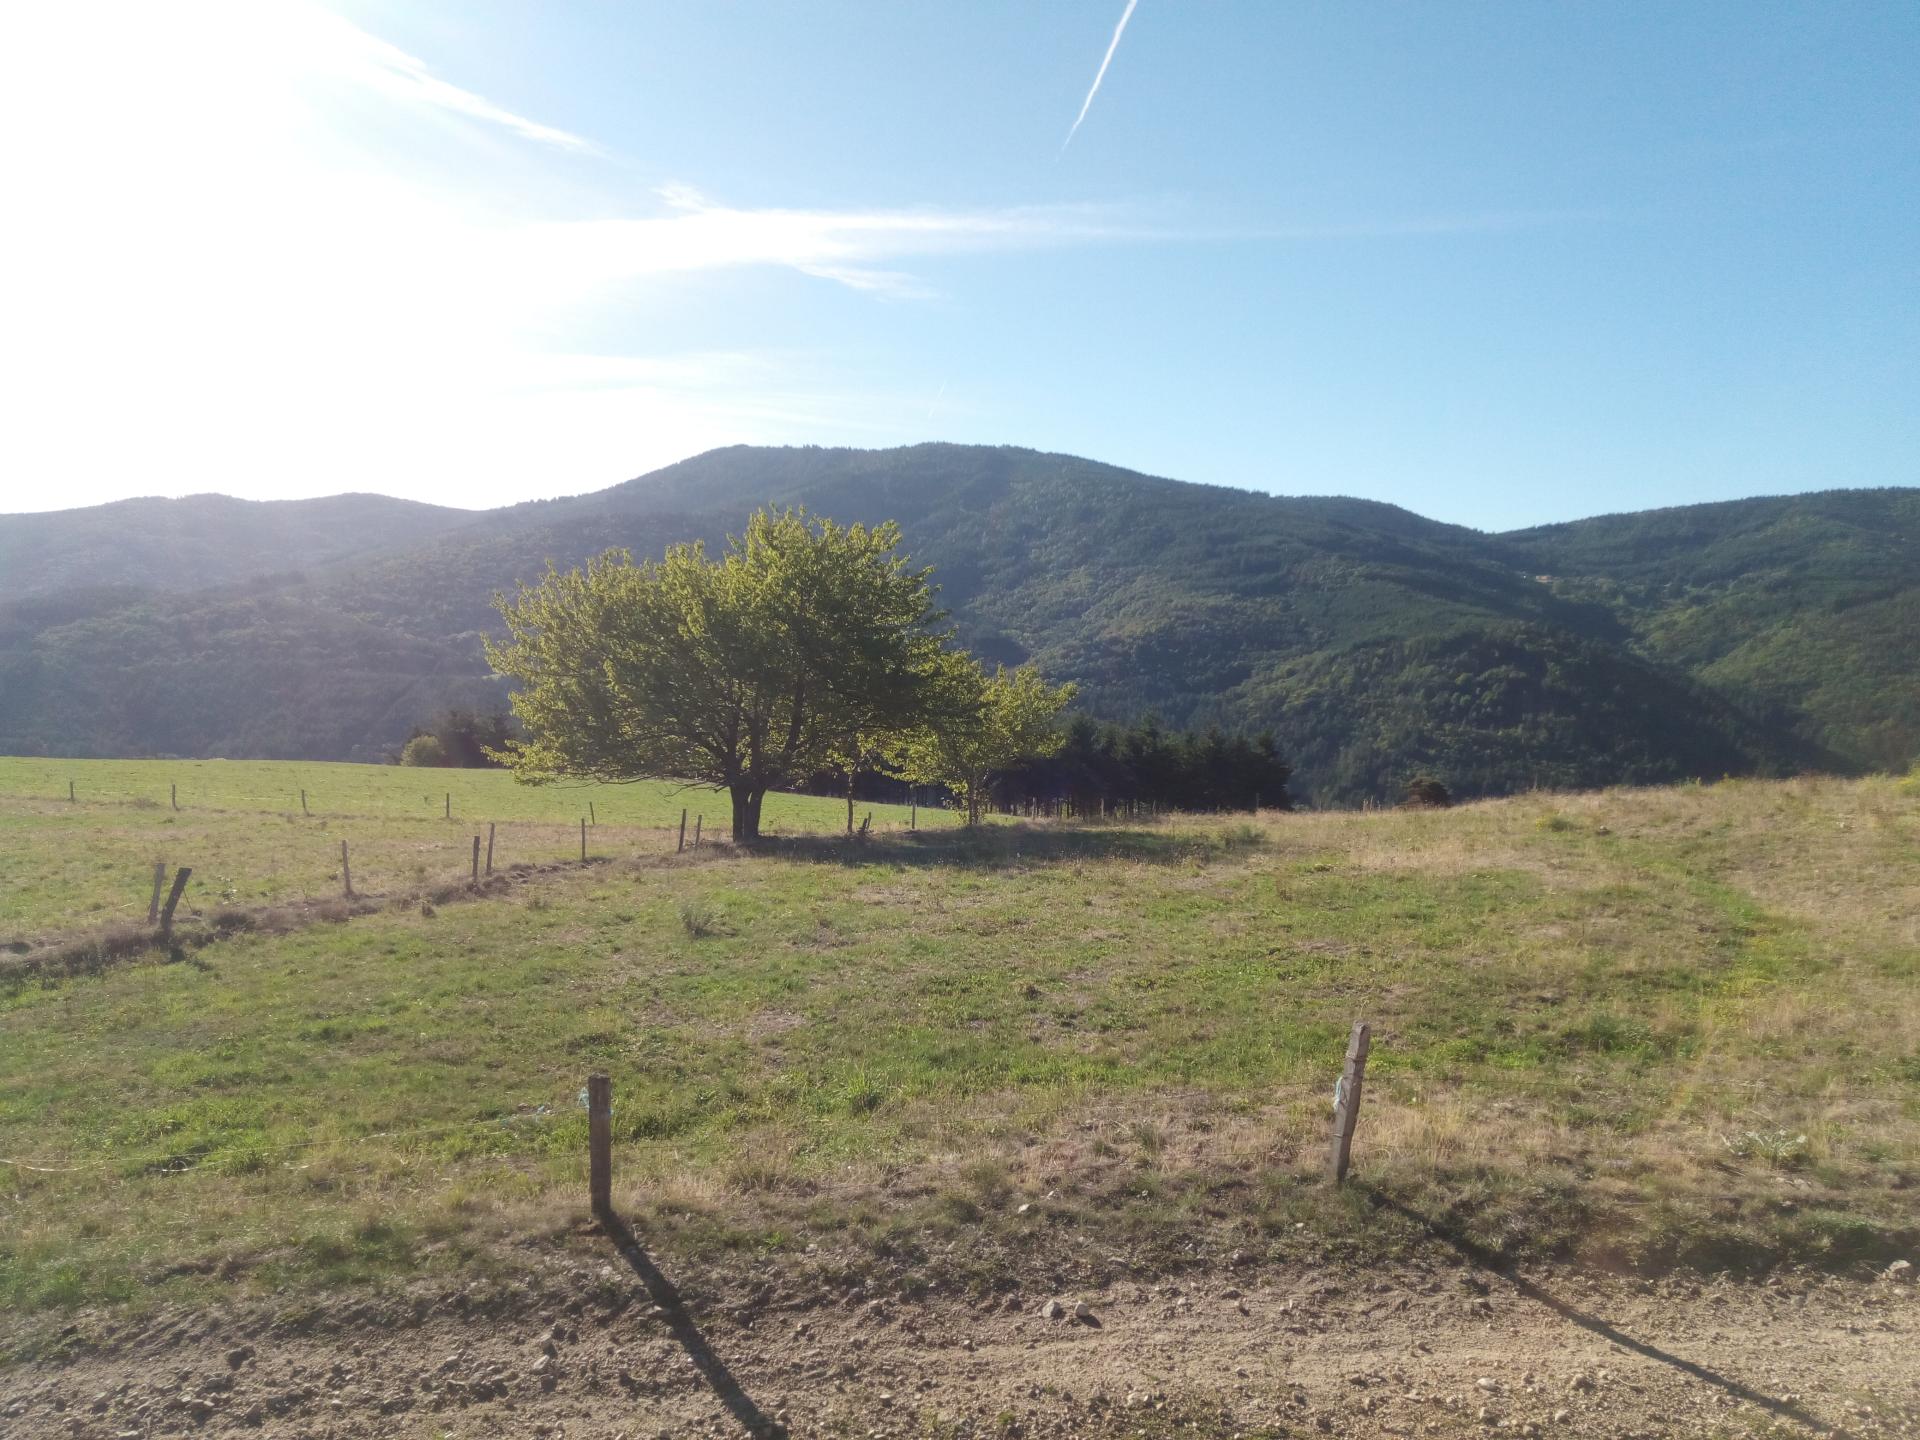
[596,1206,786,1438]
[1357,1184,1857,1440]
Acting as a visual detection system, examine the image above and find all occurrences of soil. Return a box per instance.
[5,1226,1916,1440]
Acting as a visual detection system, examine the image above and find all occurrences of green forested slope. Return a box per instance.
[0,446,1912,803]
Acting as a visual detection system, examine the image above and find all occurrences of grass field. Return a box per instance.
[0,756,949,941]
[1,762,1916,1337]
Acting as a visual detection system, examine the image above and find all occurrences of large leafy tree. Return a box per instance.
[889,654,1076,825]
[485,508,943,841]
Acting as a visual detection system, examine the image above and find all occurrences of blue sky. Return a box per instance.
[1,1,1913,529]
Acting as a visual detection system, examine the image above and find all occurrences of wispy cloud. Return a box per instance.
[294,4,597,152]
[516,186,1125,300]
[1064,0,1140,150]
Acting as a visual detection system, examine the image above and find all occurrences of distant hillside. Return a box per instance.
[0,492,472,603]
[0,446,1912,802]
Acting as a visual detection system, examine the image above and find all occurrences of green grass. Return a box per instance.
[0,756,953,940]
[1,768,1916,1332]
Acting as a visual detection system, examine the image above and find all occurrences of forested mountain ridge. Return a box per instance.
[1,445,1912,803]
[0,492,473,602]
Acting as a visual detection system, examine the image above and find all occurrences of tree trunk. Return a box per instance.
[730,784,768,843]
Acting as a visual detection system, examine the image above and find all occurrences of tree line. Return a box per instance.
[993,714,1292,816]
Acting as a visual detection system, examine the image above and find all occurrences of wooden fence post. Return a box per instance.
[158,866,192,941]
[677,809,687,853]
[1327,1020,1372,1184]
[587,1073,612,1214]
[580,817,588,862]
[444,792,451,820]
[589,800,596,827]
[471,834,481,883]
[147,862,167,924]
[301,789,309,817]
[170,782,178,811]
[68,779,75,803]
[910,795,917,831]
[341,840,353,899]
[485,822,495,876]
[693,814,702,848]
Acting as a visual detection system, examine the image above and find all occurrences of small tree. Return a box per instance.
[890,655,1076,825]
[485,509,944,842]
[399,733,448,767]
[1404,775,1452,808]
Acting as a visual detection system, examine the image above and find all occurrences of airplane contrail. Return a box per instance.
[1063,0,1139,150]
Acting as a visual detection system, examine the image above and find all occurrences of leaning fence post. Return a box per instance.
[485,822,495,876]
[1327,1020,1372,1184]
[341,840,354,899]
[147,861,167,924]
[677,808,687,853]
[589,800,596,827]
[158,866,192,941]
[471,834,481,884]
[693,814,702,848]
[301,789,309,817]
[587,1073,612,1214]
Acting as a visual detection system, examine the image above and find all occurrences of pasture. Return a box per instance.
[1,761,1916,1340]
[0,756,945,942]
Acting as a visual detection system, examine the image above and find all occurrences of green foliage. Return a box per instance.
[406,709,514,768]
[397,733,447,767]
[995,713,1292,814]
[484,508,946,840]
[887,654,1076,824]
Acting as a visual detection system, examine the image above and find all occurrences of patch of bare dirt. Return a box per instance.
[6,1236,1915,1439]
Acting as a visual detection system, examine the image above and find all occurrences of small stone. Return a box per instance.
[1039,1299,1066,1320]
[1477,1378,1499,1393]
[1016,1203,1033,1215]
[1072,1300,1095,1323]
[225,1346,254,1370]
[1552,1410,1571,1424]
[1568,1373,1595,1393]
[531,1355,553,1376]
[1883,1259,1914,1284]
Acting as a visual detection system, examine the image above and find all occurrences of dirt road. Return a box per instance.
[6,1238,1915,1439]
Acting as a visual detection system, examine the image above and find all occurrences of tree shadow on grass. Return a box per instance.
[745,820,1265,871]
[1357,1184,1859,1440]
[596,1207,786,1437]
